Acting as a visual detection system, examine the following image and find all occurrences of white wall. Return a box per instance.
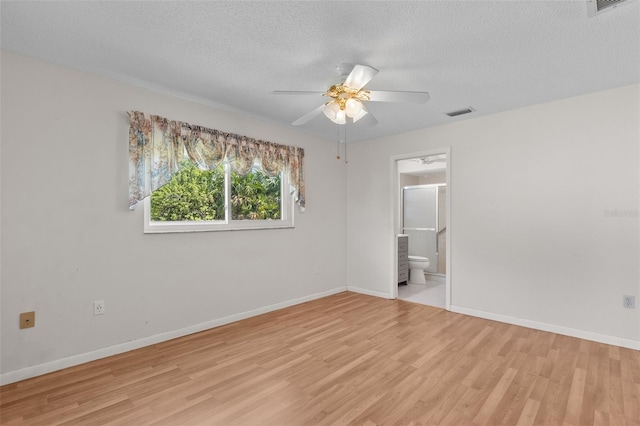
[347,84,640,346]
[0,50,347,382]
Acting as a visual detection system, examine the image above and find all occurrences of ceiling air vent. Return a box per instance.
[446,107,475,117]
[587,0,635,16]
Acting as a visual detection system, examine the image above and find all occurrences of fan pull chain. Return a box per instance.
[343,125,348,164]
[335,125,348,164]
[336,125,341,160]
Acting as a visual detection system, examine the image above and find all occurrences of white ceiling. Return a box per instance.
[2,0,639,143]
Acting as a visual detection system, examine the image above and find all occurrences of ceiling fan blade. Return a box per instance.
[291,104,324,126]
[367,90,430,103]
[270,90,325,96]
[358,109,378,127]
[343,65,379,90]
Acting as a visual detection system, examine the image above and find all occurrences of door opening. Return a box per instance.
[390,149,451,310]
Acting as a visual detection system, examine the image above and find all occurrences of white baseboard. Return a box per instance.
[347,286,392,299]
[0,287,346,386]
[450,305,640,351]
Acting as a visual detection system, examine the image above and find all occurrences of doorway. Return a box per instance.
[390,149,451,310]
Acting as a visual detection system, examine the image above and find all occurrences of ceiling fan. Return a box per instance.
[271,64,430,127]
[415,154,446,165]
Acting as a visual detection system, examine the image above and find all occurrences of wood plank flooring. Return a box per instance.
[2,292,639,425]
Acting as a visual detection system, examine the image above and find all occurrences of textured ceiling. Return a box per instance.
[2,1,639,143]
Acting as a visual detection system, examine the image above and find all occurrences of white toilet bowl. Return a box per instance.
[408,255,430,285]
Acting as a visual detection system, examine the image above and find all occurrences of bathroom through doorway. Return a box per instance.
[391,149,451,310]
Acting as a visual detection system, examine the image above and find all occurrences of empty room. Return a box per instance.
[1,1,639,424]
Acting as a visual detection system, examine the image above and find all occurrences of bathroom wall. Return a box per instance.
[347,84,640,347]
[400,174,420,187]
[1,50,348,383]
[420,172,446,185]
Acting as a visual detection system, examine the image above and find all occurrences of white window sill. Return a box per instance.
[143,220,294,233]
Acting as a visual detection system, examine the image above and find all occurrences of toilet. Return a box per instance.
[408,255,430,285]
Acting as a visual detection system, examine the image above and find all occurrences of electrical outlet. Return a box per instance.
[93,300,105,315]
[623,295,635,309]
[20,311,35,329]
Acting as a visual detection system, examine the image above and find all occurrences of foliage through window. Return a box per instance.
[145,159,291,232]
[150,160,283,224]
[151,161,225,222]
[231,167,281,220]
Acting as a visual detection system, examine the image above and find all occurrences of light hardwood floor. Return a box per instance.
[2,292,639,425]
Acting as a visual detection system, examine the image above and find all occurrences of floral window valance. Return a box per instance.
[128,111,305,210]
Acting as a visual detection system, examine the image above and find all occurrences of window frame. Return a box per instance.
[143,163,294,233]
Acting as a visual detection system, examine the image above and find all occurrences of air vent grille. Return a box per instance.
[597,0,625,11]
[588,0,633,15]
[446,107,475,117]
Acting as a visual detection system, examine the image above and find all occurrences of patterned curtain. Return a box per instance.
[128,111,305,211]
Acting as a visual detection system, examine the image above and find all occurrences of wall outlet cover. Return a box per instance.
[93,300,105,315]
[623,295,635,309]
[20,311,35,329]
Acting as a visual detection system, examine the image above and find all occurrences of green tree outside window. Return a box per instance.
[151,160,281,222]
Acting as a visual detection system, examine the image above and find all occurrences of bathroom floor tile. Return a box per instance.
[398,277,445,308]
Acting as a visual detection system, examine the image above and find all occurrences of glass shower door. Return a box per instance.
[402,186,438,273]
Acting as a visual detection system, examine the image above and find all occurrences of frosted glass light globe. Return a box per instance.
[323,101,340,121]
[345,98,363,118]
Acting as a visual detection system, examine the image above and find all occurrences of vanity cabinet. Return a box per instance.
[398,235,409,284]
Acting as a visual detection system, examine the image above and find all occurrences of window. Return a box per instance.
[144,160,293,233]
[128,111,305,233]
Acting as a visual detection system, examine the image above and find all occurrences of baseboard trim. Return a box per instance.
[450,305,640,351]
[0,287,346,386]
[347,286,392,299]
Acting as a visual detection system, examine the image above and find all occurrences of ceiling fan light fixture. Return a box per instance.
[345,97,363,118]
[323,101,340,121]
[276,63,429,127]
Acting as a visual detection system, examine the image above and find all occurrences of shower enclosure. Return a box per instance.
[402,184,446,275]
